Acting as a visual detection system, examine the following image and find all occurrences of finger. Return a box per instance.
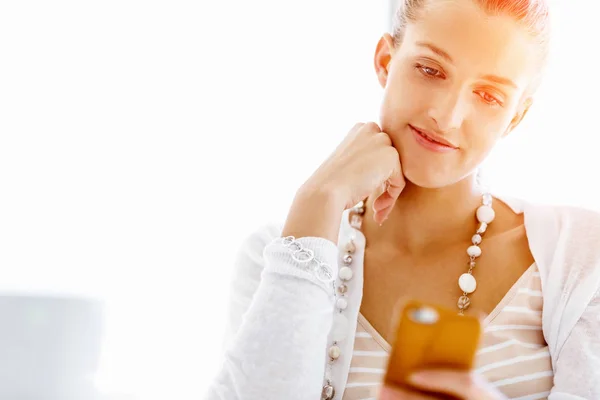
[374,204,394,225]
[387,173,406,198]
[373,189,396,213]
[407,369,471,398]
[373,178,404,224]
[407,370,502,400]
[385,147,406,199]
[377,385,405,400]
[361,121,382,134]
[374,177,404,209]
[377,384,439,400]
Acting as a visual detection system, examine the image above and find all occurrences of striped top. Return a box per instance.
[343,263,554,400]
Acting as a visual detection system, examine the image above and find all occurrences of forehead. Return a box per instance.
[402,0,539,90]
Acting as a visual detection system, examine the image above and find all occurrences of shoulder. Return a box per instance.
[503,194,600,276]
[521,199,600,291]
[525,200,600,243]
[501,193,600,243]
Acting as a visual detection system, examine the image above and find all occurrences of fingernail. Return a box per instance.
[407,372,428,385]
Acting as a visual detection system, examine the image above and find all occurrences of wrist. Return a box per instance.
[282,184,345,244]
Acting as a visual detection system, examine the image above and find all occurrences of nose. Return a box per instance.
[427,88,469,133]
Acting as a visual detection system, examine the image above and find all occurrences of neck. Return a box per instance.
[365,175,485,254]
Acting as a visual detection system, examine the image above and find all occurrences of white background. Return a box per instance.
[0,0,596,399]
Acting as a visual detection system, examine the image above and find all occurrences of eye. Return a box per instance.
[476,91,502,107]
[416,64,444,79]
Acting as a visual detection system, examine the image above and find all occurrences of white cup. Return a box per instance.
[0,293,104,399]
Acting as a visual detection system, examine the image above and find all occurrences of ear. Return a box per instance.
[503,96,533,138]
[374,33,396,88]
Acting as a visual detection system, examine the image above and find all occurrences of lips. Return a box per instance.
[409,125,458,149]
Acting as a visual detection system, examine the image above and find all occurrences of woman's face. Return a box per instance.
[375,0,541,188]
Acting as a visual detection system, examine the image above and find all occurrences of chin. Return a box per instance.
[402,165,466,189]
[403,170,449,189]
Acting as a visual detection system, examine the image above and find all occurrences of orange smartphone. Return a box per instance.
[383,299,483,391]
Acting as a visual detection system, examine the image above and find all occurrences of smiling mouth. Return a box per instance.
[409,125,458,149]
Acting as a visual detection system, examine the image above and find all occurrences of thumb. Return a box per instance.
[387,170,406,199]
[372,174,405,225]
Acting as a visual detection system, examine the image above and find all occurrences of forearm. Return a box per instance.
[205,236,338,400]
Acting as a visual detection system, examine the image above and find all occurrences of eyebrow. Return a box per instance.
[416,41,453,63]
[480,74,518,89]
[416,41,518,89]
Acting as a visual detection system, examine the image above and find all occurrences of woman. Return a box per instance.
[206,0,600,399]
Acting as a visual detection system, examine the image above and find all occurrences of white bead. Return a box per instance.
[459,273,477,294]
[483,193,493,206]
[477,222,488,234]
[336,298,348,310]
[328,345,341,359]
[332,314,349,342]
[467,245,482,258]
[476,205,495,224]
[472,234,482,245]
[339,266,353,281]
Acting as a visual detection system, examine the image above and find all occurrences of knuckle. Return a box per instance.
[362,121,381,132]
[384,147,401,167]
[375,131,393,145]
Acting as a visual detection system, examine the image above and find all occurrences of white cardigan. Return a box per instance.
[204,196,600,400]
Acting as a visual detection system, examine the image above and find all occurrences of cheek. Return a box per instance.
[380,70,425,126]
[465,111,513,150]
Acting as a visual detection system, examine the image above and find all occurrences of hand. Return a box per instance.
[305,121,405,217]
[378,369,507,400]
[283,122,405,242]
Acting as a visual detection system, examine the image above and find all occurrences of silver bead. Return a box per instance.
[337,284,348,294]
[321,384,335,400]
[350,214,363,229]
[342,254,353,265]
[458,295,471,310]
[472,234,482,245]
[344,240,356,254]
